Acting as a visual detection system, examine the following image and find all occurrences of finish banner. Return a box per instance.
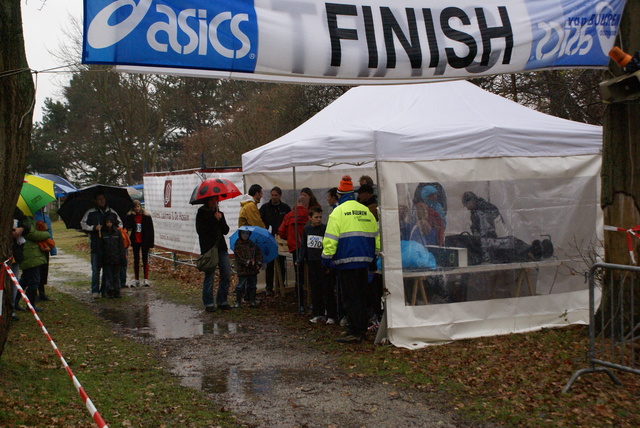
[83,0,626,84]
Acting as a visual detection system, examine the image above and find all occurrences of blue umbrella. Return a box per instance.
[37,174,78,197]
[229,226,279,264]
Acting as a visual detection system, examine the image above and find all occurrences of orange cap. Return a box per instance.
[609,47,632,68]
[337,175,354,193]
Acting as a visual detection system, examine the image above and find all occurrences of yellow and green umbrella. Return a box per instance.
[17,174,56,216]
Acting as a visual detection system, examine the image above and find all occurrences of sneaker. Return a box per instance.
[39,294,50,302]
[205,306,216,313]
[33,306,44,312]
[310,316,326,324]
[336,334,362,344]
[299,306,306,314]
[233,302,240,308]
[92,292,101,299]
[218,304,231,310]
[121,283,129,288]
[340,317,348,327]
[11,315,19,321]
[250,301,259,308]
[265,290,274,297]
[143,279,150,287]
[326,318,336,325]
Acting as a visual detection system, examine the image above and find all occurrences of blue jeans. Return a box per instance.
[202,251,231,307]
[236,275,257,297]
[91,252,102,294]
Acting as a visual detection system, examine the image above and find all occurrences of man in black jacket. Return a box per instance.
[259,186,291,296]
[80,191,122,298]
[196,196,231,312]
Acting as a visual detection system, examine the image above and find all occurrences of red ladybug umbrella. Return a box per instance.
[189,178,241,204]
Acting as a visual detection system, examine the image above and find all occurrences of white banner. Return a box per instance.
[84,0,626,84]
[143,169,244,254]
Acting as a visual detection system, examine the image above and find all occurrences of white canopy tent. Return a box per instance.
[242,80,603,348]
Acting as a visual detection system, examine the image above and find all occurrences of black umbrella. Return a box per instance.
[58,184,134,229]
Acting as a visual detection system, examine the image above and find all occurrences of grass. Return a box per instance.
[3,221,639,427]
[0,223,240,427]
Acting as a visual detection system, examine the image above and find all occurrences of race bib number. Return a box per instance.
[307,235,323,249]
[136,223,142,233]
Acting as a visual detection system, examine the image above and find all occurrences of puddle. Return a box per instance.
[99,299,244,339]
[179,367,324,399]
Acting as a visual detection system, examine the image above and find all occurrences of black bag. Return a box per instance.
[196,246,219,272]
[444,232,483,265]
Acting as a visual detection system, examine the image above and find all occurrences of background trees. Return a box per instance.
[28,74,348,184]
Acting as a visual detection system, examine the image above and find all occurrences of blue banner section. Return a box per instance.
[84,0,627,83]
[525,0,625,70]
[84,0,258,72]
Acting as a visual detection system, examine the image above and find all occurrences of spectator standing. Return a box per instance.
[421,185,447,228]
[358,175,376,196]
[322,175,379,343]
[259,186,291,296]
[355,183,379,221]
[233,229,263,308]
[326,187,338,211]
[33,208,55,302]
[196,196,232,312]
[11,208,29,319]
[125,200,155,287]
[19,213,51,311]
[98,213,127,298]
[278,196,309,313]
[300,187,321,209]
[297,206,337,324]
[80,191,123,298]
[238,184,265,228]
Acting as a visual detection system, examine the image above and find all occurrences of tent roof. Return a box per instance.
[242,80,602,173]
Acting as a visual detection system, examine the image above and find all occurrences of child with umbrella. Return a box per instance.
[233,228,263,308]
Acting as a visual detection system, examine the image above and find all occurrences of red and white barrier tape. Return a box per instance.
[604,224,640,264]
[0,267,4,323]
[2,262,109,428]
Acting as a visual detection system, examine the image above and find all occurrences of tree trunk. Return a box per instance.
[600,0,640,336]
[0,0,35,356]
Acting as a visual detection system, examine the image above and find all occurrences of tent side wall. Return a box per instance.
[379,154,602,349]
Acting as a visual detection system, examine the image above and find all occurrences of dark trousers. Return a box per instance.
[307,261,337,319]
[292,249,305,307]
[19,266,41,307]
[38,252,50,297]
[103,264,121,297]
[367,272,384,321]
[265,255,286,293]
[337,268,369,337]
[132,243,150,280]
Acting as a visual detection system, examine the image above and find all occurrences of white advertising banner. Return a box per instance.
[143,169,244,254]
[84,0,626,84]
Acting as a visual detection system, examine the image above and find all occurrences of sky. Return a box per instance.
[22,0,83,123]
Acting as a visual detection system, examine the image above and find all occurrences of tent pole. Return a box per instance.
[292,167,302,312]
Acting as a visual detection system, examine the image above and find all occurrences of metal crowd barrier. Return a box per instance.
[563,262,640,392]
[150,251,196,270]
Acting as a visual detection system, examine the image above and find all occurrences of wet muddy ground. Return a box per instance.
[48,249,468,427]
